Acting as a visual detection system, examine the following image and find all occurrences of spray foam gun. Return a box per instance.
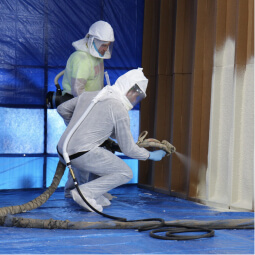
[136,131,176,156]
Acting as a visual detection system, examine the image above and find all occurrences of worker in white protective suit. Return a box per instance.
[57,68,166,212]
[62,20,114,97]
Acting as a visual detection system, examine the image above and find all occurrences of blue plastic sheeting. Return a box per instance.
[0,68,45,105]
[0,157,44,189]
[0,0,144,190]
[47,109,67,154]
[46,157,69,187]
[0,0,144,106]
[0,108,44,153]
[0,185,254,254]
[128,110,140,142]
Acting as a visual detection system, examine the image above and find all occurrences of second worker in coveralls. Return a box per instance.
[61,21,115,197]
[62,20,114,97]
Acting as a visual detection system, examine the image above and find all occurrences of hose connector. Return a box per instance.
[63,152,70,166]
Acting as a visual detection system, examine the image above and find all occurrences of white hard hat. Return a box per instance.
[72,21,114,59]
[88,21,115,42]
[86,21,114,59]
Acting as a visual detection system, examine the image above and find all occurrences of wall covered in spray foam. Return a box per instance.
[139,0,253,211]
[207,2,254,211]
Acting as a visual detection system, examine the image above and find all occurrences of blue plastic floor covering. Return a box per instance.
[0,185,254,254]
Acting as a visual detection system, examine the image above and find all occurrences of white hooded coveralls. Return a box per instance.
[57,69,149,211]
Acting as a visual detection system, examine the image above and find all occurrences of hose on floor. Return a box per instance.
[0,160,65,217]
[0,161,253,241]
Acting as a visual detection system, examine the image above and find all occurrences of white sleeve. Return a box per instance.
[57,97,78,125]
[114,113,150,161]
[71,77,87,97]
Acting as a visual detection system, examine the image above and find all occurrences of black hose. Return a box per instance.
[74,181,126,222]
[72,175,214,240]
[73,177,169,232]
[150,224,215,240]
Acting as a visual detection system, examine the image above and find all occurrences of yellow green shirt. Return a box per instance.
[62,50,104,96]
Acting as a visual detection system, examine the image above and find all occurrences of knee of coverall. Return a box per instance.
[119,164,133,182]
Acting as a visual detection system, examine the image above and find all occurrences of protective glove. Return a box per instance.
[148,150,166,161]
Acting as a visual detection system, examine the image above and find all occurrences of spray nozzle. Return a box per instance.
[169,144,176,154]
[161,140,176,156]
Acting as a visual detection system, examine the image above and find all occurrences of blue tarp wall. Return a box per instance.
[0,0,144,189]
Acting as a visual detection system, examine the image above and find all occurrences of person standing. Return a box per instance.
[62,20,115,97]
